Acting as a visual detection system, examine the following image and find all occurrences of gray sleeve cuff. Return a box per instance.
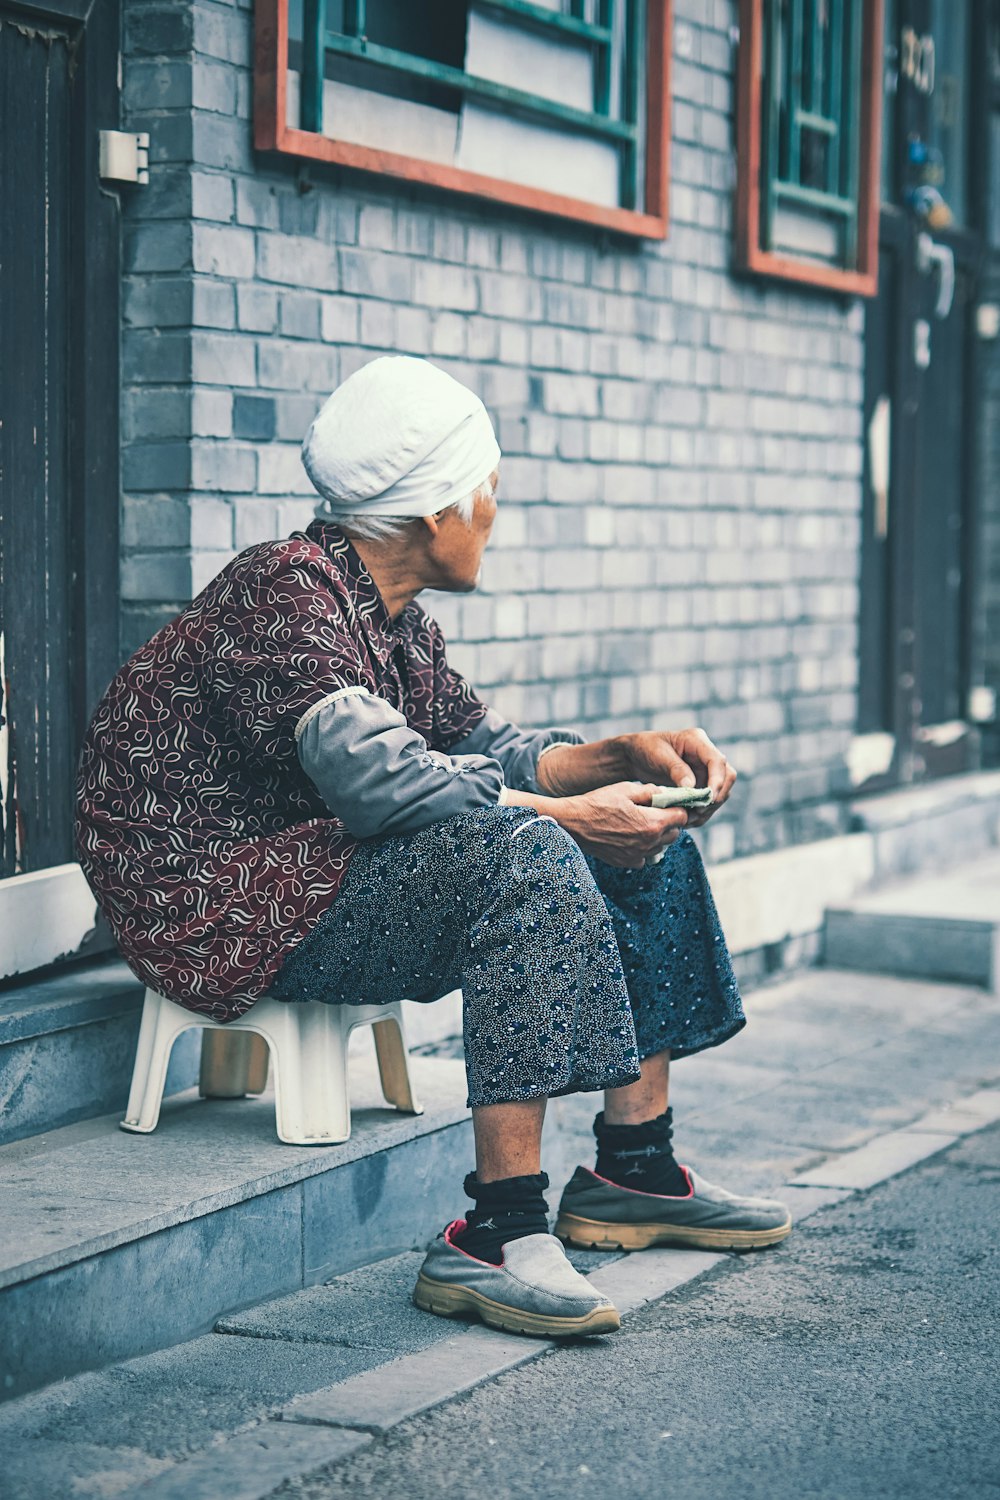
[296,690,505,839]
[450,706,587,794]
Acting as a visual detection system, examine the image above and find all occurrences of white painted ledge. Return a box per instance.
[0,864,97,982]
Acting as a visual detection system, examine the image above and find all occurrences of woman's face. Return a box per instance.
[429,469,499,592]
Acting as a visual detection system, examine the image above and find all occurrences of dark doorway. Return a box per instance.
[859,0,991,786]
[0,1,121,950]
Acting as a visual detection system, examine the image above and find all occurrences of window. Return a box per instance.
[735,0,884,294]
[255,1,672,237]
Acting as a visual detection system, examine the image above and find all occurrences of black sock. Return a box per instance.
[450,1171,550,1265]
[593,1107,689,1197]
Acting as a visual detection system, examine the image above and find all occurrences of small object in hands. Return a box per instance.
[646,784,715,865]
[650,784,715,809]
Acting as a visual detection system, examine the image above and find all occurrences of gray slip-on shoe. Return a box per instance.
[413,1222,621,1338]
[555,1166,793,1252]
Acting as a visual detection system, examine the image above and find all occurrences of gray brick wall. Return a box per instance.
[121,0,869,863]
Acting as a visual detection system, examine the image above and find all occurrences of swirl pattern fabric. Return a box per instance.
[74,522,488,1021]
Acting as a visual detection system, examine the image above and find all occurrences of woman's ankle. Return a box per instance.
[451,1170,551,1265]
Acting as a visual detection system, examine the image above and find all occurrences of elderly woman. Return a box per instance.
[76,356,790,1341]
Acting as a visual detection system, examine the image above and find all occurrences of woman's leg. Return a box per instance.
[472,1098,547,1180]
[553,834,792,1251]
[586,830,745,1067]
[603,1049,670,1125]
[581,834,741,1194]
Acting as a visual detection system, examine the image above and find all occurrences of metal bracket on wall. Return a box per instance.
[98,130,149,185]
[915,231,955,319]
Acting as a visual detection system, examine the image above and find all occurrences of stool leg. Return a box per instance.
[253,1000,352,1145]
[245,1034,270,1095]
[199,1030,255,1098]
[372,1012,423,1116]
[121,991,192,1134]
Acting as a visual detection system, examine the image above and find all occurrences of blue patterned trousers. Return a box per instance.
[266,804,745,1109]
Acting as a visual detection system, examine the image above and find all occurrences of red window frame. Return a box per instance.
[735,0,884,296]
[254,0,673,239]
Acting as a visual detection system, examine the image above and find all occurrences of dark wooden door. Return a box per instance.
[858,0,987,785]
[0,1,121,941]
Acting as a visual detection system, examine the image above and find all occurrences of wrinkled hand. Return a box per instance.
[622,728,737,827]
[559,782,689,869]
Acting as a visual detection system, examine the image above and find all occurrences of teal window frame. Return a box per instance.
[736,0,884,295]
[301,0,645,210]
[254,0,673,239]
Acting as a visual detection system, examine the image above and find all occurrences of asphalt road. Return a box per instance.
[276,1122,1000,1500]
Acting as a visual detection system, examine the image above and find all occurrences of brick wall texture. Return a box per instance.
[121,0,875,867]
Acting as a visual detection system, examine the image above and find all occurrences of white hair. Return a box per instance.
[330,476,494,543]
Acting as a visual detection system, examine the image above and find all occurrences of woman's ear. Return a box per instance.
[420,513,441,539]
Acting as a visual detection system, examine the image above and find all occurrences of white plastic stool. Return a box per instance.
[120,988,423,1146]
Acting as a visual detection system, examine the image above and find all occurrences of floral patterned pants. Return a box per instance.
[266,804,745,1109]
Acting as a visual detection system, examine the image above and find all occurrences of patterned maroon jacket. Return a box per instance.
[74,522,487,1021]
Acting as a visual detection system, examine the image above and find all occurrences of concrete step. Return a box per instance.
[0,957,465,1150]
[0,960,200,1147]
[0,1049,473,1402]
[823,852,1000,989]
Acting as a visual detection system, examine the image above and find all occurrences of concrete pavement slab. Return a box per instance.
[745,966,995,1026]
[943,1085,1000,1117]
[791,1125,959,1191]
[588,1249,724,1313]
[903,1087,1000,1135]
[217,1252,460,1354]
[705,1011,886,1075]
[282,1326,545,1433]
[906,1105,1000,1135]
[805,1022,1000,1100]
[888,995,1000,1042]
[122,1423,371,1500]
[646,1056,792,1109]
[732,966,899,1014]
[551,970,1000,1200]
[780,1183,854,1217]
[278,1243,751,1441]
[2,1439,170,1500]
[4,1082,998,1496]
[7,957,1000,1495]
[0,1334,382,1461]
[689,1075,920,1152]
[654,1123,822,1196]
[550,1088,813,1194]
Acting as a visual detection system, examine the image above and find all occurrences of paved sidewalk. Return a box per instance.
[281,1121,1000,1500]
[549,964,1000,1197]
[1,965,998,1499]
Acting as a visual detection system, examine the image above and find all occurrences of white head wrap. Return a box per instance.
[302,355,501,519]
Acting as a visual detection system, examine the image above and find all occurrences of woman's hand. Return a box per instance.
[557,782,689,868]
[620,728,737,828]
